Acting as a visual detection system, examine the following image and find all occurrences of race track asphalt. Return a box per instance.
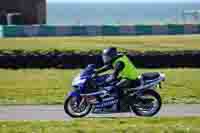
[0,104,200,120]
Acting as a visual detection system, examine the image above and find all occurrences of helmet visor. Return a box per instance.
[102,55,112,64]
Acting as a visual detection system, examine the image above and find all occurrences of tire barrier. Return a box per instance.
[0,51,199,68]
[1,24,200,37]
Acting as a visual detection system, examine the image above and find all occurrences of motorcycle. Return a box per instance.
[64,64,165,118]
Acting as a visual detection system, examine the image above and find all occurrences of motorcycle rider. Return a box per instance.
[95,47,140,112]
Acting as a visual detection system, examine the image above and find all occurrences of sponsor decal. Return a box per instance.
[96,99,118,108]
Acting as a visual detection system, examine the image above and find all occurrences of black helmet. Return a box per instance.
[102,47,117,64]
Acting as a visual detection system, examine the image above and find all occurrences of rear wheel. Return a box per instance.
[64,96,92,118]
[131,90,162,117]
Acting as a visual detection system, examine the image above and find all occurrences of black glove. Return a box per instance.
[104,85,117,94]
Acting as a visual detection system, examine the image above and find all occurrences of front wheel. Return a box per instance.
[130,90,162,117]
[64,96,92,118]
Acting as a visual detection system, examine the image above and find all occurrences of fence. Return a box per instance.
[0,26,3,38]
[0,24,200,37]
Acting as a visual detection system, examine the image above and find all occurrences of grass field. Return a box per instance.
[0,117,200,133]
[0,35,200,52]
[0,68,199,105]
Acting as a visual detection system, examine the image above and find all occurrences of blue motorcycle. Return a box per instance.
[64,64,165,118]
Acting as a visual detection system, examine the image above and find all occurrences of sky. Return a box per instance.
[47,0,200,3]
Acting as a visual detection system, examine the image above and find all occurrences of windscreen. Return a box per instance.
[80,66,95,77]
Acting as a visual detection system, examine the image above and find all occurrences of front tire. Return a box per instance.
[64,96,92,118]
[131,90,162,117]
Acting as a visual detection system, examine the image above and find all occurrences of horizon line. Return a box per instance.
[47,1,200,3]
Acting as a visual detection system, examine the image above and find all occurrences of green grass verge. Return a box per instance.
[1,117,200,133]
[0,35,200,53]
[0,68,200,105]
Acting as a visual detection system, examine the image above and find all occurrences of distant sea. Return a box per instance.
[47,2,200,25]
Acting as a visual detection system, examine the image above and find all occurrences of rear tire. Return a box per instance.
[64,96,92,118]
[131,90,162,117]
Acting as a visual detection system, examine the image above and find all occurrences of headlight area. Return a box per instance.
[72,78,86,87]
[160,73,166,81]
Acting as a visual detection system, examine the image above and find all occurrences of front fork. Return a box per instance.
[69,91,83,106]
[69,91,96,108]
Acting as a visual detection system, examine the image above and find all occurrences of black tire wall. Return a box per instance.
[0,51,199,68]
